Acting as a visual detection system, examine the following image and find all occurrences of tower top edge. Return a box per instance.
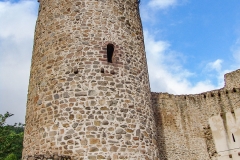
[37,0,141,4]
[37,0,141,3]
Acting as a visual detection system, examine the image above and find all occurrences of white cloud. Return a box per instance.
[202,37,240,89]
[207,59,223,72]
[204,59,228,88]
[0,0,38,124]
[145,31,217,94]
[148,0,178,9]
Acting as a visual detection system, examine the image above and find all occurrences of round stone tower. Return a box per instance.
[23,0,159,159]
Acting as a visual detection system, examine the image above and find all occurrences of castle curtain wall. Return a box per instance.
[152,69,240,160]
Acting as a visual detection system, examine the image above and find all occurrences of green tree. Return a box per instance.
[4,153,17,160]
[0,112,24,160]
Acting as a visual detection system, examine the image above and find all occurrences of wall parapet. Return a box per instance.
[152,87,239,102]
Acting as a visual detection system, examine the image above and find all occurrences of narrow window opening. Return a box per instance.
[233,88,237,92]
[101,68,104,73]
[232,133,236,142]
[74,68,78,74]
[107,44,114,63]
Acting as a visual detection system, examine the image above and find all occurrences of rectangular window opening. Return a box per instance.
[232,133,236,142]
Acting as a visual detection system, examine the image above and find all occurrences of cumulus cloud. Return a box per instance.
[207,59,223,72]
[144,31,217,94]
[202,37,240,89]
[148,0,178,9]
[204,59,228,88]
[0,0,38,124]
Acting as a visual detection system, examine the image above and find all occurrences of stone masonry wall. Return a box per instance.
[224,69,240,90]
[23,0,159,159]
[152,71,240,160]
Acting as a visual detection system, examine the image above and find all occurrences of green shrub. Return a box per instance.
[0,112,24,160]
[4,153,17,160]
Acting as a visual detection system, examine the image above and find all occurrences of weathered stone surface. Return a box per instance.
[107,115,115,121]
[49,131,57,137]
[116,117,124,122]
[63,92,69,98]
[64,135,72,140]
[89,138,100,144]
[116,135,122,140]
[94,121,101,126]
[110,146,119,152]
[75,92,87,96]
[37,100,42,105]
[72,123,78,128]
[86,126,97,131]
[116,128,126,134]
[102,120,109,125]
[54,94,59,99]
[88,90,97,96]
[80,139,87,145]
[136,129,140,136]
[97,155,105,159]
[89,147,99,152]
[66,129,74,135]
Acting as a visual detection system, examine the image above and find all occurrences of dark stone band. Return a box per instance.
[23,155,71,160]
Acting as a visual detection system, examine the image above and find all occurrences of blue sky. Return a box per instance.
[142,0,240,93]
[0,0,240,124]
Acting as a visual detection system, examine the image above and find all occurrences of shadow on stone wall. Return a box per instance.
[152,93,168,159]
[24,155,71,160]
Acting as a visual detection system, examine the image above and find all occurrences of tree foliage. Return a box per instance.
[4,153,17,160]
[0,112,24,160]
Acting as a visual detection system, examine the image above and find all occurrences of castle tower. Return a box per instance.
[23,0,159,159]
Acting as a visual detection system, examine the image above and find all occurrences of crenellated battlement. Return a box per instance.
[152,87,239,101]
